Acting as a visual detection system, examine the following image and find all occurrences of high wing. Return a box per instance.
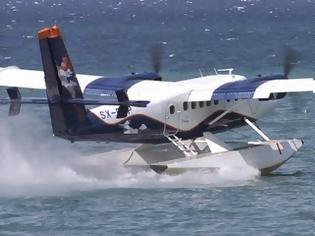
[0,66,100,91]
[188,75,315,101]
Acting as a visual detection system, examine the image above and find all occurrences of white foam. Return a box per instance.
[0,111,260,197]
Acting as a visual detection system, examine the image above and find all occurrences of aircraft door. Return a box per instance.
[163,102,181,136]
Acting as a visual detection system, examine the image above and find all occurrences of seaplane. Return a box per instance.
[0,25,314,175]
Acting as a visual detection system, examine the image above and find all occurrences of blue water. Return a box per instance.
[0,0,314,235]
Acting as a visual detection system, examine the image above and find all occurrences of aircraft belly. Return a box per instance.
[66,98,280,144]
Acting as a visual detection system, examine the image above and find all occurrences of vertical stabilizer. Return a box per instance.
[38,25,88,137]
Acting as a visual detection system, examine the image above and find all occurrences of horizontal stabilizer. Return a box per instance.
[0,97,150,106]
[0,87,149,116]
[66,98,149,107]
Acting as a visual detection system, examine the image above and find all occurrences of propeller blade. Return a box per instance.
[150,44,163,73]
[282,47,309,113]
[283,47,299,78]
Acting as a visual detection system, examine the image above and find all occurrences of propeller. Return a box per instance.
[282,47,310,113]
[150,44,163,73]
[283,47,300,78]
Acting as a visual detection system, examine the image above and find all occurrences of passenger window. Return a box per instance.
[199,101,204,108]
[183,102,188,111]
[206,101,211,106]
[214,100,219,105]
[169,105,175,114]
[191,102,196,109]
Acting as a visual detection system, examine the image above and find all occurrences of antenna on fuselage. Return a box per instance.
[128,65,136,74]
[214,68,218,75]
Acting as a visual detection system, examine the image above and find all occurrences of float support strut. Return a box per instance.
[244,118,270,141]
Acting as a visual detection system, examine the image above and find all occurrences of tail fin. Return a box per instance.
[38,25,88,138]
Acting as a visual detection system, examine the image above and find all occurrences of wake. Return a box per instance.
[0,109,260,197]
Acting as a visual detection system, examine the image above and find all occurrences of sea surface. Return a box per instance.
[0,0,314,235]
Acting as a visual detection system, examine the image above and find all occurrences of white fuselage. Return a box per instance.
[88,74,279,132]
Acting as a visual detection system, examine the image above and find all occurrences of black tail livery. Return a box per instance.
[36,26,149,139]
[38,25,89,137]
[0,25,149,141]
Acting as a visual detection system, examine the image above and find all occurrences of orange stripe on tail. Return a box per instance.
[37,25,61,39]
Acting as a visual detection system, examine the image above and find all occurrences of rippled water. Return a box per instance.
[0,0,314,235]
